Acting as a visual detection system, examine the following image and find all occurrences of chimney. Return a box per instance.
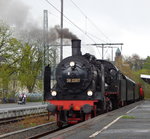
[71,39,82,56]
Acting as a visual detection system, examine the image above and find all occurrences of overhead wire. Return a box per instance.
[70,0,111,42]
[67,0,105,57]
[43,0,108,58]
[44,0,98,44]
[70,0,112,58]
[43,3,100,57]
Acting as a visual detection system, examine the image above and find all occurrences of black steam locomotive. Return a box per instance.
[44,39,143,127]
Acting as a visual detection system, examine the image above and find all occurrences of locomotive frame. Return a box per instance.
[44,39,143,127]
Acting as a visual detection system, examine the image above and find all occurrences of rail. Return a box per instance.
[0,122,57,139]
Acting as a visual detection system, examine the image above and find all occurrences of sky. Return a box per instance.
[0,0,150,59]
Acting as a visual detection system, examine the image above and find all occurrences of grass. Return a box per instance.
[18,114,55,129]
[121,115,136,119]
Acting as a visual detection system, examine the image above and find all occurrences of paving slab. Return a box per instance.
[41,100,150,139]
[96,100,150,139]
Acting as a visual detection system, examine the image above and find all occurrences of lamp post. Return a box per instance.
[60,0,63,61]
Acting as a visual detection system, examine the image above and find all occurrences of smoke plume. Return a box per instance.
[55,25,78,40]
[48,25,78,43]
[0,0,78,43]
[0,0,33,29]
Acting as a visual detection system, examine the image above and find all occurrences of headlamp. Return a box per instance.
[51,91,57,96]
[70,61,75,67]
[87,90,93,96]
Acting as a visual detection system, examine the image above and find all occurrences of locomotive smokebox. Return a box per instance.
[72,39,82,56]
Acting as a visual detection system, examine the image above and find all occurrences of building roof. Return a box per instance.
[115,48,121,57]
[115,48,121,54]
[141,74,150,84]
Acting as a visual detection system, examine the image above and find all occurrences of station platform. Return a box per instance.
[0,102,47,119]
[43,100,150,139]
[0,102,45,109]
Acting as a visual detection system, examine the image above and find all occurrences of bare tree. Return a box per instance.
[124,54,144,71]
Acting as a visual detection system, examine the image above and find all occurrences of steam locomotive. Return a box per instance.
[44,39,143,127]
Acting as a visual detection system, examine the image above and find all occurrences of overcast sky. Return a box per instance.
[1,0,150,59]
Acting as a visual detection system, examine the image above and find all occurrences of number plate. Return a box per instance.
[66,78,80,83]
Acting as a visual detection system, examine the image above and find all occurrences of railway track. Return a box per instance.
[28,125,70,139]
[0,112,48,125]
[0,101,143,139]
[0,122,58,139]
[28,101,143,139]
